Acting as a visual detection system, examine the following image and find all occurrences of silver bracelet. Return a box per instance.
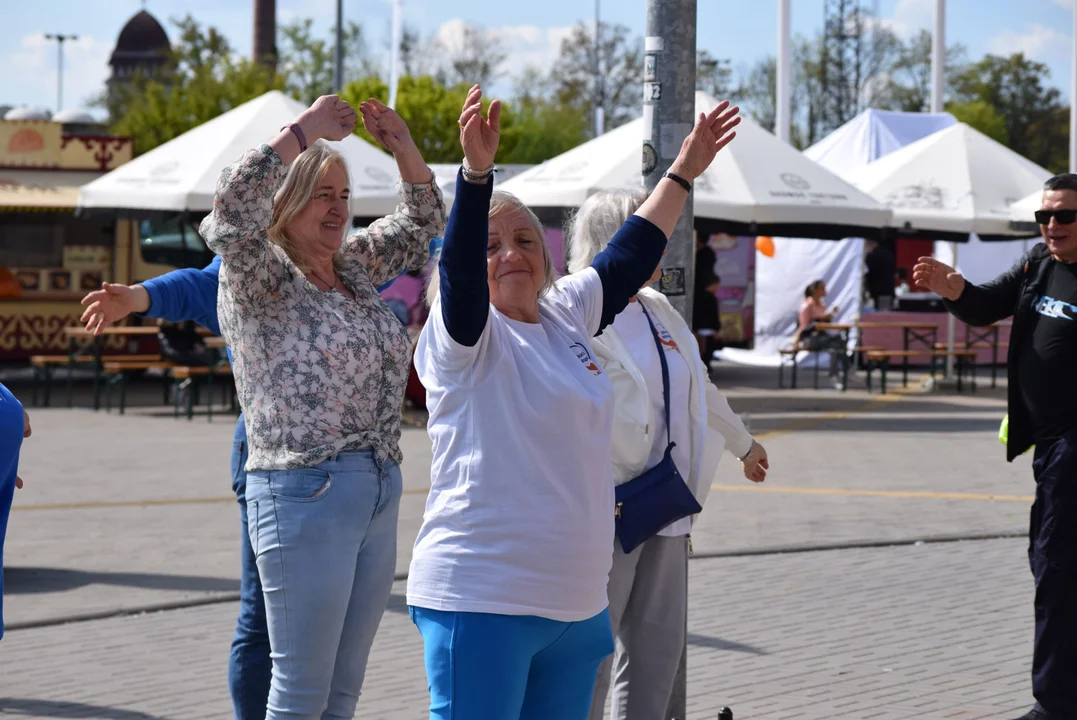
[461,159,494,181]
[739,440,756,462]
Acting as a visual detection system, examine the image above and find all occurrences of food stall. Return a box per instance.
[0,118,170,360]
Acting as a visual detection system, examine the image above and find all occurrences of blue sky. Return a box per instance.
[1,0,1074,116]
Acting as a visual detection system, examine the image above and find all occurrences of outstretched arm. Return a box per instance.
[80,257,222,336]
[914,254,1025,327]
[591,101,742,331]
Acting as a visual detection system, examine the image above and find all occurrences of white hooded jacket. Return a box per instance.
[590,287,754,516]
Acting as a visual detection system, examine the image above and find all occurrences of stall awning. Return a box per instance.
[0,183,81,212]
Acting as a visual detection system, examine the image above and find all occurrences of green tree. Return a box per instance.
[342,76,472,163]
[108,15,282,156]
[950,53,1067,171]
[279,18,375,105]
[697,50,734,98]
[341,73,587,165]
[868,30,966,112]
[548,22,643,133]
[433,23,508,89]
[946,100,1008,145]
[501,67,589,163]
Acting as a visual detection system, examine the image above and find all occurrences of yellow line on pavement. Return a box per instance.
[14,386,928,512]
[709,484,1033,503]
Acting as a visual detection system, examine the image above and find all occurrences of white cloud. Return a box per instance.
[987,23,1069,61]
[5,33,110,113]
[873,0,933,39]
[427,18,575,90]
[1051,0,1072,8]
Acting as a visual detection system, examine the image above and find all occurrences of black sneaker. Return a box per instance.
[1009,708,1049,720]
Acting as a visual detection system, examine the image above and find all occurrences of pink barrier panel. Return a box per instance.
[858,311,1011,365]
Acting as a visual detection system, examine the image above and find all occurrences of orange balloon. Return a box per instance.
[756,236,775,258]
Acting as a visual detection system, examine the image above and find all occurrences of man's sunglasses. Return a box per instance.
[1035,209,1077,225]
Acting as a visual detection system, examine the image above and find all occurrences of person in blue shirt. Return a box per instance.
[0,382,30,641]
[79,244,436,719]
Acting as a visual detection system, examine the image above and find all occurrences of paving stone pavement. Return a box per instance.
[3,367,1032,628]
[0,538,1035,719]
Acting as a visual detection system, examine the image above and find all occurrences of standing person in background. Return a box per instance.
[566,188,769,720]
[693,234,722,363]
[913,173,1077,720]
[864,240,897,311]
[0,384,30,641]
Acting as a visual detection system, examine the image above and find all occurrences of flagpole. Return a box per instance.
[776,0,791,143]
[388,0,403,108]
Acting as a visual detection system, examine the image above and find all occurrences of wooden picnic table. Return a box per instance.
[814,321,940,388]
[59,325,215,409]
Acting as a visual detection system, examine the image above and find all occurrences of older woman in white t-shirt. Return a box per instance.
[566,189,770,720]
[409,85,742,720]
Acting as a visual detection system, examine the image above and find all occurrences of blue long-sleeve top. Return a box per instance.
[439,170,668,346]
[139,240,443,362]
[0,381,25,640]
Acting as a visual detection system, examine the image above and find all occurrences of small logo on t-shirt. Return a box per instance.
[569,342,603,375]
[656,325,678,351]
[1033,295,1077,321]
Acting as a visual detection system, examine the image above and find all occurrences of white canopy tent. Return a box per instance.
[720,110,957,366]
[78,91,403,218]
[500,91,892,240]
[847,122,1050,243]
[847,122,1047,287]
[1010,189,1044,237]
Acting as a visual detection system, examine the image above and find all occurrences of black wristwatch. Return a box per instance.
[664,171,692,193]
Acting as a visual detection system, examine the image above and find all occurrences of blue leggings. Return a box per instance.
[410,606,614,720]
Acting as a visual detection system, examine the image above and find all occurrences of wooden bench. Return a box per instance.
[866,349,978,394]
[30,354,162,408]
[779,344,882,391]
[101,360,177,414]
[170,364,235,421]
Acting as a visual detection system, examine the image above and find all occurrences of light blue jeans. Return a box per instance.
[246,449,401,720]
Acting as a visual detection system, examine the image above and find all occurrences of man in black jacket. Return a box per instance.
[913,173,1077,720]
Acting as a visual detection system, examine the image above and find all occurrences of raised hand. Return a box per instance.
[360,98,415,155]
[741,441,769,483]
[669,101,741,181]
[912,256,966,301]
[458,85,501,172]
[298,95,358,144]
[80,282,149,336]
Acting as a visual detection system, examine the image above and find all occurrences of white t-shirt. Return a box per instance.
[408,268,616,622]
[611,300,694,536]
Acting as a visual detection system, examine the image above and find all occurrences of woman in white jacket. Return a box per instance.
[568,188,770,720]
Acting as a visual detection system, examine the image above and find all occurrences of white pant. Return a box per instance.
[588,535,689,720]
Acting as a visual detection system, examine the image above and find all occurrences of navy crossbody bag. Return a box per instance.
[613,303,702,553]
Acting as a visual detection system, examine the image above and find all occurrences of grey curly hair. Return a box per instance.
[565,187,650,274]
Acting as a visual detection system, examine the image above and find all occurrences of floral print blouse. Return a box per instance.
[201,144,446,471]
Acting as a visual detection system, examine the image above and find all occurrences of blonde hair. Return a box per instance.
[565,187,649,274]
[268,141,350,273]
[425,190,558,305]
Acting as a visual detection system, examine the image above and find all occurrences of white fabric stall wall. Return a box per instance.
[721,110,958,367]
[933,235,1032,285]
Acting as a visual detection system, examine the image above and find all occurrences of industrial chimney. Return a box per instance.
[253,0,277,71]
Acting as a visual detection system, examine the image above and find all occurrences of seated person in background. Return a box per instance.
[157,319,211,366]
[795,279,848,388]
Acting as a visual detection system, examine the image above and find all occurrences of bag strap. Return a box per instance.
[638,301,672,447]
